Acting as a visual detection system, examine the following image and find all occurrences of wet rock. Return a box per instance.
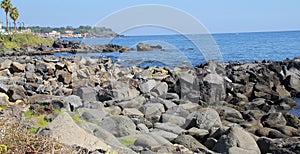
[136,43,162,51]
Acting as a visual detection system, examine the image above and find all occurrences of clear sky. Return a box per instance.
[1,0,300,35]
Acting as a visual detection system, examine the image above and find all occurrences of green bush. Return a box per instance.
[0,33,54,49]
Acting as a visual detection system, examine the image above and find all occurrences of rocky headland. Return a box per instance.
[0,54,300,153]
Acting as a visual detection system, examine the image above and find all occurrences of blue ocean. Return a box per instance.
[61,30,300,68]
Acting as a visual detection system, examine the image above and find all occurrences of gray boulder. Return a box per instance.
[261,112,287,129]
[81,108,108,124]
[64,95,83,111]
[151,129,178,141]
[154,123,185,135]
[111,87,140,101]
[139,103,165,122]
[161,114,186,126]
[213,126,260,154]
[0,59,12,70]
[285,73,300,96]
[117,96,145,109]
[77,86,98,102]
[139,79,156,93]
[151,82,168,96]
[134,133,171,149]
[8,85,26,102]
[185,108,222,130]
[10,62,25,73]
[175,71,199,102]
[99,115,139,137]
[76,121,136,154]
[173,134,208,151]
[43,112,111,152]
[202,73,226,103]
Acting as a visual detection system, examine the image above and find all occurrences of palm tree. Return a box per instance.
[9,6,18,31]
[1,0,12,31]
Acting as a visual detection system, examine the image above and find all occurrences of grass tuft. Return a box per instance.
[120,137,136,147]
[72,115,83,123]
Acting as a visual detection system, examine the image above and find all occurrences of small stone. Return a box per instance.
[123,108,144,117]
[10,62,25,73]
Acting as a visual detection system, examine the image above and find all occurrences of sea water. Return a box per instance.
[61,30,300,67]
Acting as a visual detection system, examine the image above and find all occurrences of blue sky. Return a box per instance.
[1,0,300,35]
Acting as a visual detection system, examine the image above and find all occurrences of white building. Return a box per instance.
[48,30,61,38]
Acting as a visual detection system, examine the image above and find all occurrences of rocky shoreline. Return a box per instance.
[0,54,300,153]
[0,40,166,57]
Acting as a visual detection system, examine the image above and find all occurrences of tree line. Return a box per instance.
[1,0,19,31]
[29,26,117,37]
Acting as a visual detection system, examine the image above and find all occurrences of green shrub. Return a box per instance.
[0,33,54,49]
[23,109,50,134]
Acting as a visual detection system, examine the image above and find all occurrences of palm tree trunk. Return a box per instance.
[6,12,9,32]
[14,21,16,31]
